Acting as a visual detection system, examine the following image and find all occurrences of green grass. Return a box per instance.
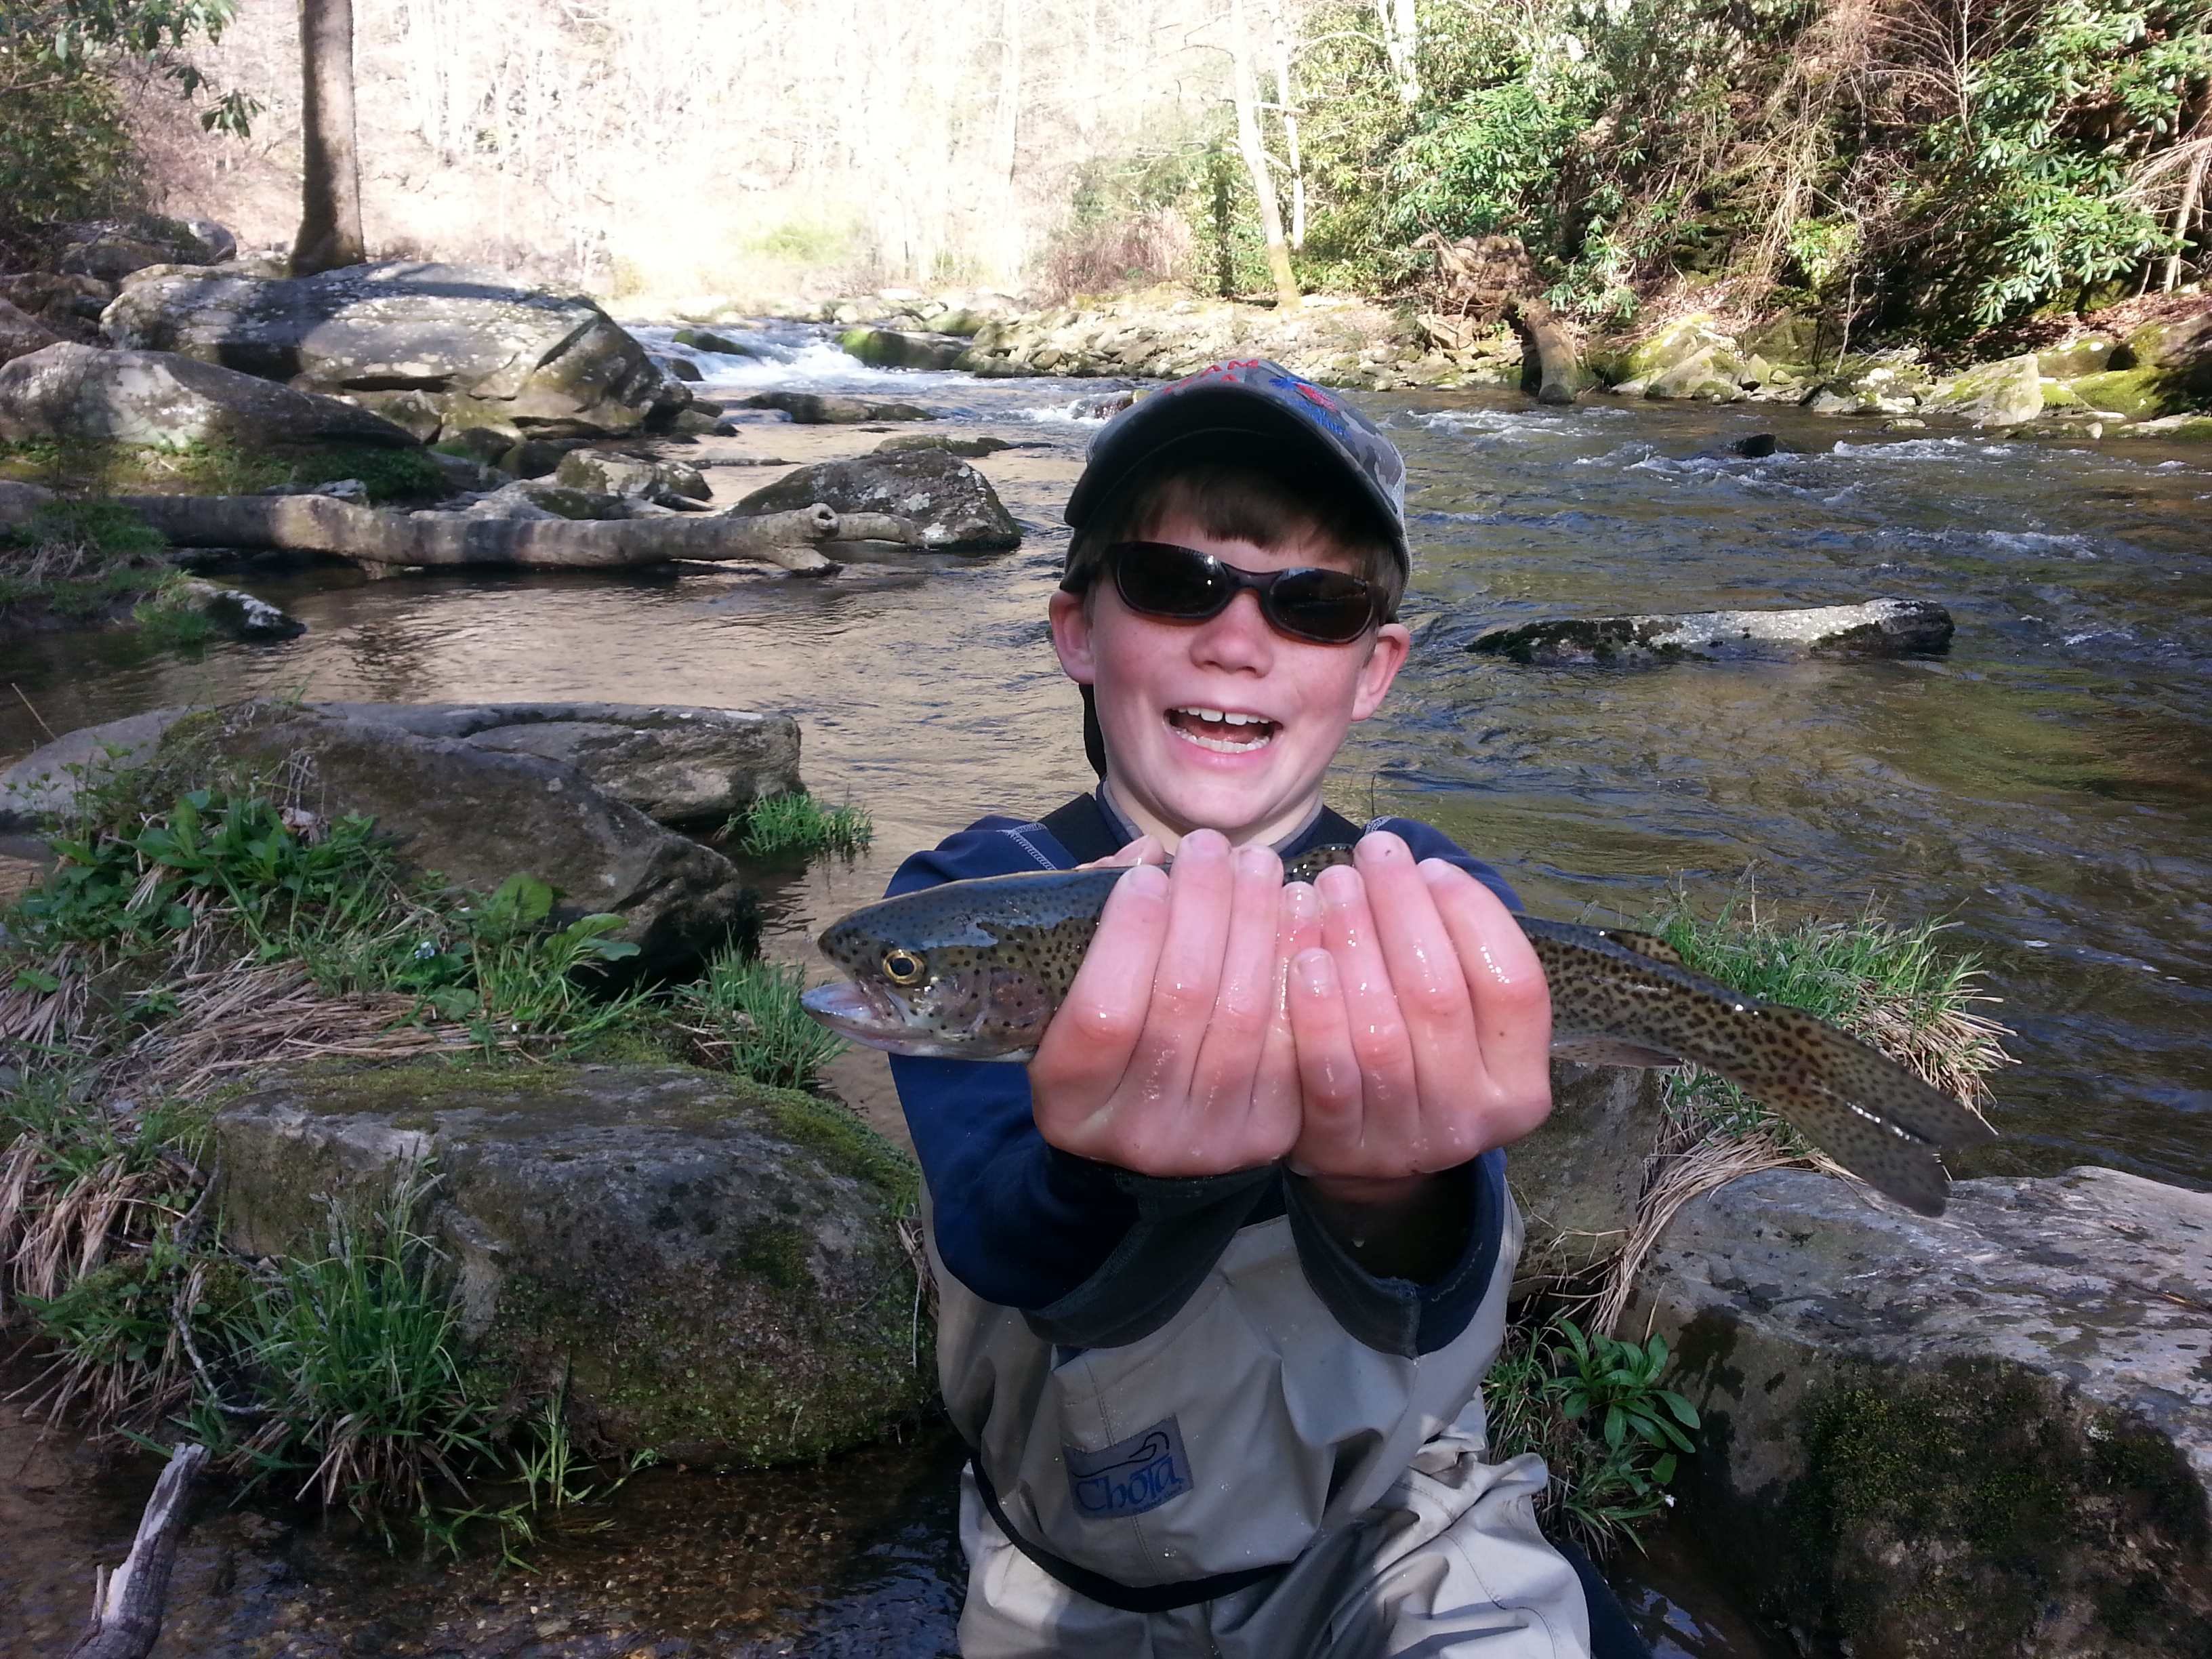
[0,438,445,503]
[674,950,847,1089]
[1639,888,2011,1145]
[725,791,873,860]
[0,497,182,628]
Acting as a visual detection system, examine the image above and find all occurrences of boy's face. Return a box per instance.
[1048,508,1412,848]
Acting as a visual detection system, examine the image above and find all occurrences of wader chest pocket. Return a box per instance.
[1065,1416,1191,1519]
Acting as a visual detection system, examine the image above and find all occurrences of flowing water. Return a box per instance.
[2,323,2207,1654]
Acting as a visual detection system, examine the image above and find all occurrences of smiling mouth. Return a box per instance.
[1166,706,1278,753]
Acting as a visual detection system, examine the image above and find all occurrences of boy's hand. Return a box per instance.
[1284,832,1553,1188]
[1028,830,1303,1176]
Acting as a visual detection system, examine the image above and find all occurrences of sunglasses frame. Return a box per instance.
[1092,540,1382,645]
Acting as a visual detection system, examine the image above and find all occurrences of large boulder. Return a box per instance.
[1921,352,2045,428]
[305,701,803,825]
[172,699,752,973]
[0,342,417,451]
[1631,1167,2212,1659]
[737,447,1021,552]
[739,390,935,424]
[56,216,234,280]
[214,1061,933,1465]
[1470,598,1954,666]
[0,272,115,340]
[102,262,683,443]
[837,327,968,370]
[1504,1062,1663,1286]
[0,298,60,367]
[552,447,709,507]
[1610,314,1756,401]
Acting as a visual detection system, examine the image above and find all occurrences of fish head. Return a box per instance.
[802,872,1107,1061]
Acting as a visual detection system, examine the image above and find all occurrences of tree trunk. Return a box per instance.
[66,1445,207,1659]
[1267,0,1306,249]
[118,497,864,573]
[1229,0,1300,309]
[1376,0,1419,104]
[2163,143,2207,294]
[291,0,366,274]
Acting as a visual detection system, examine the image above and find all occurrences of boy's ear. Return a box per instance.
[1048,589,1097,685]
[1349,622,1413,722]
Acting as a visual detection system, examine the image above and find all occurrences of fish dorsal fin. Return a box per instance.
[1593,927,1687,966]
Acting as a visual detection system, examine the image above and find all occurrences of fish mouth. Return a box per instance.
[800,979,1027,1061]
[1166,705,1277,754]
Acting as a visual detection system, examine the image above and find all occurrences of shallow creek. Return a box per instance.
[1,327,2206,1654]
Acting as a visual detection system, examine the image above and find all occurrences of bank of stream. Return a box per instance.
[1,321,2206,1654]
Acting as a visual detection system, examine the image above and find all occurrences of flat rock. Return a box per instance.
[1470,598,1953,665]
[308,701,802,825]
[1631,1166,2212,1658]
[215,1061,932,1465]
[0,342,417,451]
[736,447,1021,553]
[0,704,196,827]
[102,261,683,443]
[739,391,935,424]
[176,700,752,975]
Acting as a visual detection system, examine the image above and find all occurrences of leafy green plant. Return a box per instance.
[1485,1314,1700,1549]
[441,873,646,1048]
[285,443,449,504]
[675,951,846,1089]
[725,792,874,860]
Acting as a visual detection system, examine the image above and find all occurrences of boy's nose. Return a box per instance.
[1193,589,1276,668]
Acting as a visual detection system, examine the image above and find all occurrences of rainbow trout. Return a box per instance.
[800,851,1996,1216]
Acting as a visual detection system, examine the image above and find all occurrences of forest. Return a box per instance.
[2,0,2207,342]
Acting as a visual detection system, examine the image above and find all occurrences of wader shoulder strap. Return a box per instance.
[970,1453,1284,1614]
[1039,793,1124,865]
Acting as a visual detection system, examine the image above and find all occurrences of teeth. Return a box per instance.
[1173,707,1270,727]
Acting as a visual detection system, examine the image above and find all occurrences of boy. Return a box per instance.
[886,361,1633,1656]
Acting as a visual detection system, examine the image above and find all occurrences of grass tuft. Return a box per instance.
[725,792,873,861]
[674,951,847,1090]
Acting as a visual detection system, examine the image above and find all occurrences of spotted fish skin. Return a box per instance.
[802,856,1996,1215]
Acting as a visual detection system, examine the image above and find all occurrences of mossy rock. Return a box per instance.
[215,1060,933,1466]
[2066,366,2205,421]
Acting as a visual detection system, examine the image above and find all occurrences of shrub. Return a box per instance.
[726,792,874,861]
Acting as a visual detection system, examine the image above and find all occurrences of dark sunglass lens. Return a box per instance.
[1115,544,1227,617]
[1269,570,1374,641]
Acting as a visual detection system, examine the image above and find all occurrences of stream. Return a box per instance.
[1,323,2207,1655]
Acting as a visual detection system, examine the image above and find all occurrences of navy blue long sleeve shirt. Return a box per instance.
[887,793,1524,1357]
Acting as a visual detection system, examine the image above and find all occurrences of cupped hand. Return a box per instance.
[1284,832,1553,1187]
[1027,830,1303,1176]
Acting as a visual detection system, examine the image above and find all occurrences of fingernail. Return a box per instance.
[1358,830,1409,863]
[1234,844,1276,879]
[1282,882,1320,923]
[1122,863,1170,897]
[1182,827,1229,860]
[1315,863,1361,904]
[1295,948,1334,994]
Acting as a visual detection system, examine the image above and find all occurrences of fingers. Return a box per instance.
[1286,834,1557,1177]
[1028,859,1171,1136]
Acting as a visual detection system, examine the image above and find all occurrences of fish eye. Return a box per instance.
[882,948,926,985]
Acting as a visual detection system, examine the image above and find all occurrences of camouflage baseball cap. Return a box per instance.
[1062,359,1410,572]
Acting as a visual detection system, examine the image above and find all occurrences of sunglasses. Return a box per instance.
[1095,541,1381,644]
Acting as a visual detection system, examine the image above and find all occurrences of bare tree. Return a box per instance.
[1375,0,1418,104]
[290,0,363,274]
[1266,0,1305,249]
[1229,0,1300,306]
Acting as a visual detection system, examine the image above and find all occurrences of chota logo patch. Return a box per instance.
[1065,1417,1193,1519]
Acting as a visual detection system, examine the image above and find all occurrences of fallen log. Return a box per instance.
[66,1442,207,1659]
[117,495,851,575]
[1471,598,1954,665]
[1509,295,1584,407]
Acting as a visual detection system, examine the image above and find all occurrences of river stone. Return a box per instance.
[1616,314,1755,401]
[1922,352,2044,428]
[874,432,1013,457]
[0,343,419,452]
[739,391,935,424]
[837,327,968,371]
[172,699,752,974]
[0,704,197,828]
[0,272,114,341]
[735,447,1020,552]
[165,578,307,641]
[552,448,709,506]
[1470,598,1954,666]
[0,298,60,367]
[1629,1166,2212,1658]
[1507,1062,1665,1286]
[304,701,803,825]
[213,1061,931,1465]
[101,262,682,443]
